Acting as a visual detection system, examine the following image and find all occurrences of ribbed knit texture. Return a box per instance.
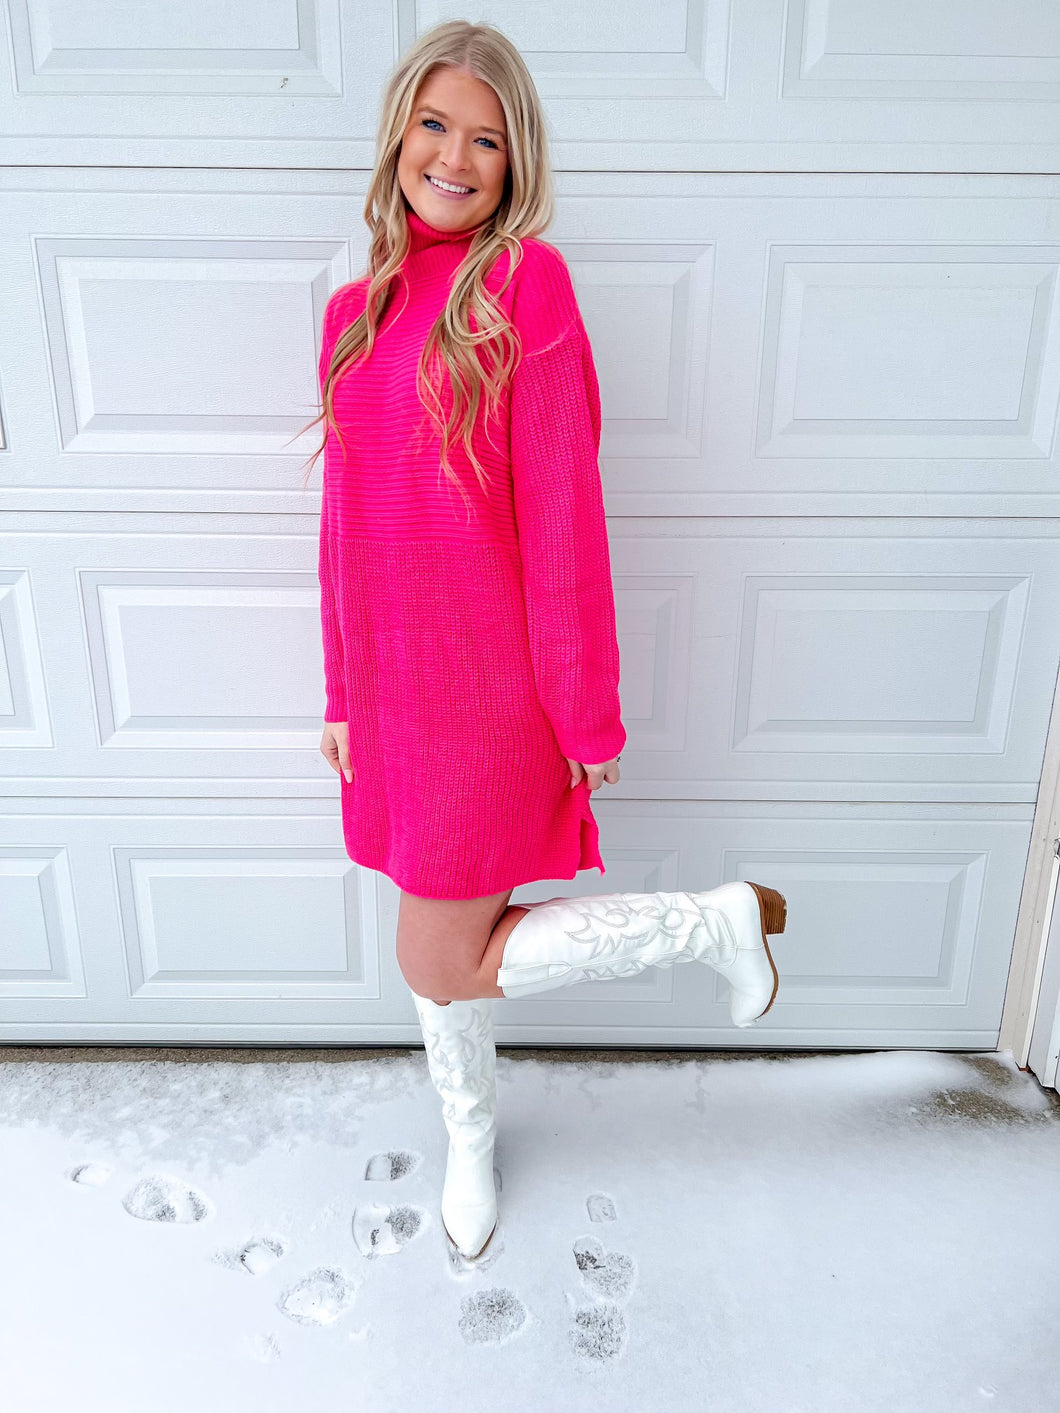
[317,205,626,899]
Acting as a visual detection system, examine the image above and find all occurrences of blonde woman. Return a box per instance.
[306,21,787,1266]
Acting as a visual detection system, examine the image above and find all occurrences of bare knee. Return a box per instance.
[396,888,513,1000]
[396,943,449,1000]
[396,937,476,1001]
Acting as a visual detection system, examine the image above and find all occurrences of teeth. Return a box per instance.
[427,175,472,194]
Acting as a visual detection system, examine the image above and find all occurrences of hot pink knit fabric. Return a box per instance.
[317,205,626,899]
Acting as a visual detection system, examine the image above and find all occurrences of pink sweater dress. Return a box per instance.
[317,205,626,899]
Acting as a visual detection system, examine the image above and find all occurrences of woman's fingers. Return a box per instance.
[585,761,619,791]
[321,721,354,783]
[338,741,353,783]
[565,756,622,792]
[320,731,339,774]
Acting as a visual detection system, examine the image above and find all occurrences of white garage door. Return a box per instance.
[2,5,1058,1048]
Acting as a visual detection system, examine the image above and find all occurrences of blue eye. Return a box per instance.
[421,118,499,149]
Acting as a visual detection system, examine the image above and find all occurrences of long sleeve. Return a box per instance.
[318,295,347,722]
[509,250,626,766]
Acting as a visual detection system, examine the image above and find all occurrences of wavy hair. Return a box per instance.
[297,20,556,513]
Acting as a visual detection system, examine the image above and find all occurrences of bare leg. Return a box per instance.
[396,887,530,1002]
[468,905,530,999]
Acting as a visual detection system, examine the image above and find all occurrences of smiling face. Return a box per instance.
[397,65,509,234]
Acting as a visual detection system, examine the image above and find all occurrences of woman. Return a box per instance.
[305,20,787,1267]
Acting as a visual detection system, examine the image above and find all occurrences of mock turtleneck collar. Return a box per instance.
[405,204,485,258]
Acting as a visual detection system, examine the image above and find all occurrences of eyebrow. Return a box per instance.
[415,106,507,142]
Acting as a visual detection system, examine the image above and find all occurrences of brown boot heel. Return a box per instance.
[746,882,787,936]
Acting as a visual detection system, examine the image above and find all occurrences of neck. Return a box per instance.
[405,204,485,261]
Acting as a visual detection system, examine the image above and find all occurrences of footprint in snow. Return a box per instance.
[352,1202,426,1257]
[69,1162,114,1187]
[213,1235,288,1275]
[573,1237,637,1302]
[586,1192,616,1222]
[277,1266,360,1326]
[364,1150,421,1181]
[122,1174,212,1223]
[568,1300,627,1362]
[458,1288,528,1345]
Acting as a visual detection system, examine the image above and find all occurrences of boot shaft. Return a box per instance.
[410,992,498,1134]
[495,888,726,998]
[494,881,785,1028]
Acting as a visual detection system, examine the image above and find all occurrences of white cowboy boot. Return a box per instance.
[409,990,499,1261]
[495,880,786,1028]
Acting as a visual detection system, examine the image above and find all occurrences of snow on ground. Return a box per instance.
[0,1045,1058,1413]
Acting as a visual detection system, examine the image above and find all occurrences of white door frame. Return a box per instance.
[999,659,1060,1076]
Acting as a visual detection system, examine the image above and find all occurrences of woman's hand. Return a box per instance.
[566,755,621,793]
[322,720,354,783]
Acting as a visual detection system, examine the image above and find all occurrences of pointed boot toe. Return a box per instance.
[441,1137,498,1259]
[442,1200,498,1260]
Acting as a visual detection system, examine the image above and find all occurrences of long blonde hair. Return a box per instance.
[298,20,556,512]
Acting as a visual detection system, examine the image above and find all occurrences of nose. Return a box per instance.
[438,133,473,172]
